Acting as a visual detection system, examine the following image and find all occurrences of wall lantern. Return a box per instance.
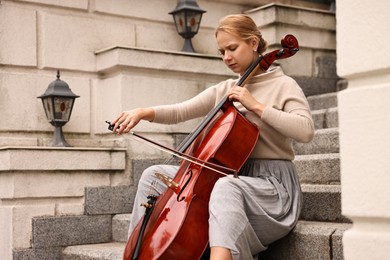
[169,0,206,53]
[37,70,79,147]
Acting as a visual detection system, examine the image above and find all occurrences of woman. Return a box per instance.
[111,14,314,260]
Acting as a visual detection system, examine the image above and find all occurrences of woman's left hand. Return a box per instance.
[227,86,266,116]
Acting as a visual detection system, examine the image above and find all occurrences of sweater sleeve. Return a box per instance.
[151,80,233,124]
[260,86,315,143]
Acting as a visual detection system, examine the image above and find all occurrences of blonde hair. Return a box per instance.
[215,14,268,54]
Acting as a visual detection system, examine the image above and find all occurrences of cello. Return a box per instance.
[108,34,299,260]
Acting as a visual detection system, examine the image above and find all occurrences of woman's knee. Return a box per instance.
[140,165,160,181]
[210,177,241,202]
[212,176,235,191]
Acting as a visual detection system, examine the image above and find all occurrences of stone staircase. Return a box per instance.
[12,87,350,260]
[258,91,351,259]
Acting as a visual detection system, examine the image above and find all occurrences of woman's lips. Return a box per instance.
[228,63,237,69]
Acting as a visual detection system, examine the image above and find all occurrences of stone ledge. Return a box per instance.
[249,3,336,46]
[95,46,234,78]
[0,147,126,171]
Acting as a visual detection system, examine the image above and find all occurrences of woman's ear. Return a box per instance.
[251,37,259,52]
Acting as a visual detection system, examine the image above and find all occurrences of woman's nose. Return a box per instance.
[223,52,231,61]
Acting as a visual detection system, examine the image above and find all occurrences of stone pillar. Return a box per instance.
[337,1,390,259]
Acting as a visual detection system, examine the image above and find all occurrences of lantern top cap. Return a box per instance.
[169,0,206,15]
[37,70,80,99]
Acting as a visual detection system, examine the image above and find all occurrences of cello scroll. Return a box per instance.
[260,34,299,71]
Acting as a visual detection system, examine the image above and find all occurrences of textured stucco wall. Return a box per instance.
[337,1,390,259]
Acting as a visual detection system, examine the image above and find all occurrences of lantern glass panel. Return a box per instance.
[53,97,74,121]
[186,11,202,33]
[173,12,186,34]
[42,97,54,121]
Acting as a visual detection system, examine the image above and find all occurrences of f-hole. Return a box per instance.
[177,169,192,202]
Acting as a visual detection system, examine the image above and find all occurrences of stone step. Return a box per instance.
[301,184,350,223]
[112,213,131,243]
[312,107,339,129]
[32,215,113,248]
[259,221,351,260]
[307,92,338,110]
[111,183,348,247]
[85,185,136,215]
[294,127,339,155]
[62,242,125,260]
[62,221,351,260]
[30,182,346,251]
[294,153,340,185]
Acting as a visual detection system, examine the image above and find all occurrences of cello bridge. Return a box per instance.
[155,172,180,192]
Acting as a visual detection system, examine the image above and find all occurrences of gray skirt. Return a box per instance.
[129,159,302,260]
[209,159,302,259]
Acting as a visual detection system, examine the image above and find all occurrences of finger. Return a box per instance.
[228,93,237,102]
[112,114,125,133]
[116,124,124,135]
[116,118,129,134]
[123,124,132,133]
[114,119,124,133]
[122,121,134,133]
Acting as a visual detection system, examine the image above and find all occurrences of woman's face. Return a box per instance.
[216,30,258,75]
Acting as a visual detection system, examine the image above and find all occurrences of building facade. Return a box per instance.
[1,0,388,259]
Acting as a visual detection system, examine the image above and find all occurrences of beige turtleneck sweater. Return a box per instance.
[152,66,314,160]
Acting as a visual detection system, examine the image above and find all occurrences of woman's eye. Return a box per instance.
[219,46,237,56]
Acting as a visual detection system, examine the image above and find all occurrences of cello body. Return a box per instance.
[123,102,259,260]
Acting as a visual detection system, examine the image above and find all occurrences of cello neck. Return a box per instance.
[176,34,299,153]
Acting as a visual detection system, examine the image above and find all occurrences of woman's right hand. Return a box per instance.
[111,108,155,134]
